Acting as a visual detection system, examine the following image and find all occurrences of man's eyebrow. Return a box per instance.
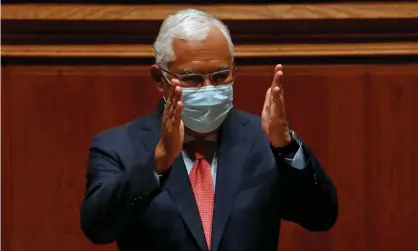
[177,65,230,75]
[218,65,230,71]
[181,68,196,74]
[174,68,195,75]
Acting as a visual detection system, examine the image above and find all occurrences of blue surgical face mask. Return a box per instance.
[180,84,233,133]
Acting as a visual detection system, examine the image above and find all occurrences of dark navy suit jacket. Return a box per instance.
[81,102,338,251]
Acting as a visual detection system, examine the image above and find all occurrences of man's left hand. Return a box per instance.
[261,64,292,148]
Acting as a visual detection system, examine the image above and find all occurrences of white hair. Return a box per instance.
[153,8,234,69]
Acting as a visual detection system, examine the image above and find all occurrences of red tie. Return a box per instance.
[189,152,215,250]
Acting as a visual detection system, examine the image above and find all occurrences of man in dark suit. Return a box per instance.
[80,8,338,251]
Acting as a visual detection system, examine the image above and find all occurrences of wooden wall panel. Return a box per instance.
[1,66,162,251]
[3,2,418,251]
[2,65,418,251]
[3,3,418,58]
[236,65,418,251]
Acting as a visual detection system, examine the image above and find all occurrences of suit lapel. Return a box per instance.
[141,100,208,251]
[165,156,208,251]
[211,110,251,251]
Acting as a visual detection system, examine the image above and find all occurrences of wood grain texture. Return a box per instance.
[3,3,418,20]
[2,2,418,58]
[2,64,418,251]
[2,2,418,251]
[3,42,418,58]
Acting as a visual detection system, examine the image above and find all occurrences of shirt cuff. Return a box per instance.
[153,171,161,186]
[283,144,307,170]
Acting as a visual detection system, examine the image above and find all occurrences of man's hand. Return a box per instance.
[155,79,184,174]
[261,64,292,148]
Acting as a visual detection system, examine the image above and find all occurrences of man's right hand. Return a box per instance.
[155,79,184,174]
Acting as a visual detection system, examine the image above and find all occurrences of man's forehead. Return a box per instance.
[170,35,232,72]
[172,36,229,56]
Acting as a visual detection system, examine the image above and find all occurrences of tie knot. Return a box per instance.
[195,152,205,160]
[184,139,217,161]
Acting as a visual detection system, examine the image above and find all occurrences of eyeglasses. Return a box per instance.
[160,66,236,88]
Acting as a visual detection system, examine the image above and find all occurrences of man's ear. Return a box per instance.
[150,64,164,93]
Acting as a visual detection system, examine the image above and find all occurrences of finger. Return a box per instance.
[167,84,181,118]
[172,101,183,126]
[163,86,174,120]
[278,68,284,88]
[172,80,182,109]
[172,78,180,87]
[262,88,271,124]
[166,98,176,120]
[263,88,271,112]
[163,79,177,124]
[271,70,283,89]
[274,64,282,74]
[271,86,282,104]
[165,80,176,109]
[271,86,287,120]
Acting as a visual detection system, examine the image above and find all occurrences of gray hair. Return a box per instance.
[153,8,234,69]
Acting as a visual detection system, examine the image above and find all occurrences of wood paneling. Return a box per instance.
[2,65,418,251]
[2,2,418,251]
[3,2,418,58]
[4,42,418,58]
[1,66,159,251]
[3,3,418,20]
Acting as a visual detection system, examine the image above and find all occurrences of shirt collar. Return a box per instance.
[184,133,218,143]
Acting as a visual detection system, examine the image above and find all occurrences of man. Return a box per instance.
[81,9,338,251]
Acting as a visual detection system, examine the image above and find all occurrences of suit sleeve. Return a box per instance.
[80,135,159,244]
[275,143,338,231]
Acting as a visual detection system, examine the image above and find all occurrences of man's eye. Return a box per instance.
[180,75,203,84]
[212,71,230,84]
